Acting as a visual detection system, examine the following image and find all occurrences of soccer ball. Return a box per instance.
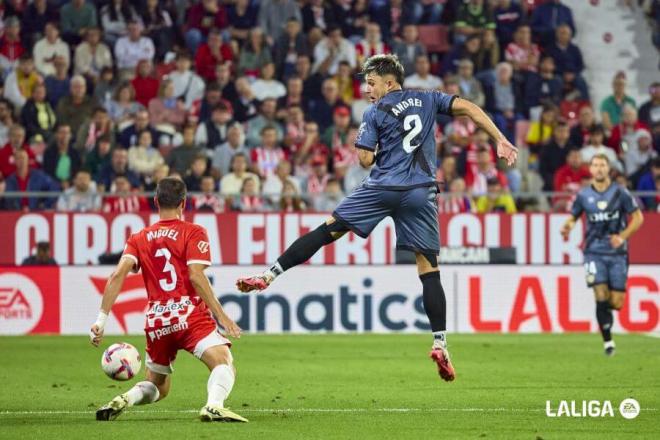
[101,342,142,381]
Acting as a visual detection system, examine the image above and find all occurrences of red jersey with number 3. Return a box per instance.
[122,218,211,306]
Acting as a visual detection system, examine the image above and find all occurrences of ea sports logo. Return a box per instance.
[619,398,640,420]
[0,273,44,334]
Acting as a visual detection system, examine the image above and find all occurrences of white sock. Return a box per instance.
[265,262,283,280]
[207,364,235,408]
[604,340,616,349]
[125,381,160,406]
[433,331,447,349]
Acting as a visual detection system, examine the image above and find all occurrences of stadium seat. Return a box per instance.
[417,24,451,54]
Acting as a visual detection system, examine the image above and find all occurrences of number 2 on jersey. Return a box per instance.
[402,114,422,153]
[155,248,177,292]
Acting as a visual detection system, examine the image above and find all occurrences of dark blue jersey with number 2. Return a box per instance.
[355,89,455,189]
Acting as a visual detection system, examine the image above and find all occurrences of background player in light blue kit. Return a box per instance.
[561,154,644,356]
[236,54,518,381]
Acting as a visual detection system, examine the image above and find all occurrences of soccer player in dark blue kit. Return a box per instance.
[561,154,644,356]
[236,54,518,381]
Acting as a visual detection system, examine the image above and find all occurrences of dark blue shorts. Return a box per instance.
[584,253,629,292]
[333,184,439,254]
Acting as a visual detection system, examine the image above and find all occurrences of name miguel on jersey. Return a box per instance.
[146,229,179,241]
[390,98,423,116]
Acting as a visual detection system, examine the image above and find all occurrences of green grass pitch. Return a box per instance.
[0,334,658,439]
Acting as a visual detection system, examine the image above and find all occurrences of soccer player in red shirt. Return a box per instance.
[90,177,247,422]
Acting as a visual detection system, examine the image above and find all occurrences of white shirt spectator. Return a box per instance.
[169,70,205,109]
[220,172,261,196]
[33,37,70,77]
[403,73,443,90]
[251,79,287,101]
[581,144,623,173]
[114,36,155,70]
[262,175,301,201]
[3,70,28,108]
[57,184,101,212]
[127,144,164,176]
[74,41,113,77]
[312,38,357,75]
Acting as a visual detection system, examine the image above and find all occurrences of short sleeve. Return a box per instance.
[355,106,378,152]
[122,235,140,273]
[186,226,212,266]
[433,91,456,116]
[621,188,640,214]
[570,194,584,218]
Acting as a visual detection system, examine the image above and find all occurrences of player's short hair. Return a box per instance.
[361,54,405,86]
[590,153,610,166]
[156,177,187,209]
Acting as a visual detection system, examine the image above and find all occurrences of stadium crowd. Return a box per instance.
[0,0,658,214]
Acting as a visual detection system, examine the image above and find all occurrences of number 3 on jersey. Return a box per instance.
[155,248,177,292]
[402,114,422,153]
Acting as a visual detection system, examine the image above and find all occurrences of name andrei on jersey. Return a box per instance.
[391,98,423,117]
[146,229,179,241]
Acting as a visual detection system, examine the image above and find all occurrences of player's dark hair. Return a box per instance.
[361,54,405,86]
[156,177,187,209]
[590,153,610,166]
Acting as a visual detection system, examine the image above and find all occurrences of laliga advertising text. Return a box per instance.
[545,398,641,419]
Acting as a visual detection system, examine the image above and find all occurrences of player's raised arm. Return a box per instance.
[188,263,242,338]
[89,256,137,347]
[450,97,518,166]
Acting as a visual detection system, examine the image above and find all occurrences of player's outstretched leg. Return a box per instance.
[416,254,455,381]
[96,372,167,421]
[236,219,348,292]
[199,345,248,422]
[594,285,615,356]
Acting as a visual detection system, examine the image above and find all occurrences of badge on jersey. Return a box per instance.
[597,201,608,210]
[197,241,210,254]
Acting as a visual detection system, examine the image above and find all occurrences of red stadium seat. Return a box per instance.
[417,24,451,54]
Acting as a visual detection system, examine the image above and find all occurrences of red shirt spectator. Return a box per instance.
[194,29,234,81]
[0,17,25,68]
[553,149,590,211]
[131,60,160,108]
[0,125,39,178]
[250,146,286,178]
[102,194,150,213]
[186,1,228,37]
[607,106,649,154]
[465,147,507,195]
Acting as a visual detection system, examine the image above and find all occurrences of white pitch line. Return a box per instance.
[0,408,657,416]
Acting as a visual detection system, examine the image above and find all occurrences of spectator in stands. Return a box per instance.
[250,126,286,179]
[601,73,637,132]
[624,128,656,181]
[494,0,523,49]
[279,180,306,212]
[57,169,100,212]
[322,105,351,156]
[539,121,576,191]
[343,159,369,193]
[3,55,40,110]
[331,61,359,105]
[306,154,332,195]
[355,22,390,67]
[258,0,302,45]
[114,21,155,80]
[94,66,117,106]
[580,125,623,173]
[0,124,38,179]
[476,29,500,81]
[273,18,308,80]
[221,152,259,196]
[457,59,485,107]
[183,154,208,192]
[526,104,558,149]
[291,120,329,176]
[84,136,113,180]
[252,63,287,101]
[437,155,458,187]
[546,24,589,100]
[185,0,228,55]
[105,82,145,124]
[442,35,481,76]
[44,56,72,109]
[33,22,70,77]
[313,177,342,212]
[20,83,56,142]
[74,27,113,84]
[524,55,562,114]
[307,79,345,131]
[60,0,98,46]
[332,124,359,180]
[263,160,300,204]
[169,52,205,110]
[505,24,540,74]
[465,146,508,196]
[553,148,589,211]
[97,148,140,191]
[102,175,148,213]
[487,62,517,143]
[143,163,169,194]
[282,104,306,148]
[195,28,234,82]
[238,27,273,78]
[301,0,334,33]
[608,104,649,154]
[403,54,443,90]
[56,75,99,136]
[530,0,575,47]
[211,123,248,177]
[148,79,186,128]
[295,54,324,104]
[5,149,59,210]
[194,175,225,213]
[74,107,114,155]
[227,0,259,45]
[447,113,478,152]
[118,109,164,149]
[637,157,660,207]
[246,98,284,147]
[0,99,15,146]
[43,124,80,188]
[0,17,25,74]
[639,82,660,127]
[168,125,205,176]
[21,241,57,265]
[131,59,160,108]
[127,130,164,180]
[336,0,370,41]
[454,0,496,43]
[476,176,516,213]
[569,105,596,147]
[439,178,474,214]
[312,25,357,76]
[232,176,264,212]
[195,102,234,149]
[278,77,306,114]
[22,0,59,49]
[391,25,425,76]
[141,0,175,61]
[232,77,259,123]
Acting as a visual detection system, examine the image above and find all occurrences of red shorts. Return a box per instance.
[144,299,231,375]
